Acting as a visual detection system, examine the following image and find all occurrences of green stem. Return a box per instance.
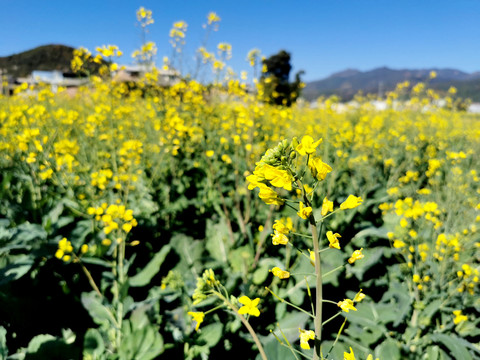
[296,178,323,360]
[322,312,342,326]
[322,265,344,279]
[325,317,347,359]
[311,220,323,360]
[116,240,125,348]
[214,291,268,360]
[277,325,301,360]
[265,287,315,319]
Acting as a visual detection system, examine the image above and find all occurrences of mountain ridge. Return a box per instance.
[303,66,480,101]
[0,44,76,77]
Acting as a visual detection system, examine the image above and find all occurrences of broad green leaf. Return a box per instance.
[348,247,384,281]
[229,245,253,272]
[118,321,164,360]
[286,281,305,306]
[423,345,440,360]
[0,326,7,360]
[27,334,55,352]
[259,336,294,360]
[455,318,480,337]
[42,201,64,231]
[172,234,203,276]
[81,292,114,327]
[353,226,389,241]
[130,245,171,287]
[197,323,223,348]
[430,333,473,360]
[375,338,401,360]
[205,219,230,262]
[13,223,47,244]
[0,255,34,285]
[418,299,442,328]
[70,219,93,243]
[83,328,105,358]
[276,311,310,343]
[252,258,277,285]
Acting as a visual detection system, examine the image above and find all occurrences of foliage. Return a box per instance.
[260,50,304,107]
[0,7,479,360]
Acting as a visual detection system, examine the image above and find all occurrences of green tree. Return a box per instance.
[260,50,304,106]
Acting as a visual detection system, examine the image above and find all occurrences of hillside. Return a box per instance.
[0,44,77,77]
[303,67,480,101]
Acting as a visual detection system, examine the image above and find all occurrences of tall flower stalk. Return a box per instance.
[246,136,364,358]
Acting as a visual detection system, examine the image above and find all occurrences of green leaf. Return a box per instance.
[130,245,171,287]
[197,323,223,348]
[252,258,277,285]
[375,338,401,360]
[24,334,72,359]
[12,223,47,245]
[80,257,111,268]
[118,317,164,360]
[172,234,204,276]
[418,299,442,328]
[70,219,93,243]
[348,247,384,281]
[0,326,8,360]
[205,219,230,262]
[423,345,440,360]
[275,311,310,343]
[0,255,34,286]
[42,201,64,231]
[455,318,480,337]
[81,292,114,327]
[83,328,105,358]
[259,337,294,360]
[353,226,389,241]
[229,245,253,272]
[430,333,473,360]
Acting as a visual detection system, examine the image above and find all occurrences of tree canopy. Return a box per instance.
[260,50,304,107]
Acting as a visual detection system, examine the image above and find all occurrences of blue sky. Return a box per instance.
[1,0,479,81]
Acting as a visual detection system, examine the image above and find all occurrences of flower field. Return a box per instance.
[1,11,480,360]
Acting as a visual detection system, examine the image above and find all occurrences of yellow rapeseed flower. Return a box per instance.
[270,267,290,279]
[453,310,468,325]
[308,156,332,181]
[353,289,365,302]
[327,231,341,249]
[271,230,289,245]
[298,328,315,349]
[338,299,357,313]
[344,347,356,360]
[272,218,292,235]
[321,197,333,216]
[393,240,406,248]
[238,296,260,317]
[348,248,364,264]
[340,195,363,210]
[296,135,322,156]
[258,185,284,206]
[188,311,205,331]
[297,202,312,219]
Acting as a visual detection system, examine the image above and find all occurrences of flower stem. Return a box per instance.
[311,220,323,360]
[265,287,315,318]
[214,291,268,360]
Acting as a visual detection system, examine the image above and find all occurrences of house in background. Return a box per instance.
[15,70,88,94]
[113,65,180,86]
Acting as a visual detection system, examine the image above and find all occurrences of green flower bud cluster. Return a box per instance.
[259,139,296,173]
[161,270,184,291]
[192,269,220,305]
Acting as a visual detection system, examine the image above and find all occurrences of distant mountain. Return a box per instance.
[0,44,77,78]
[303,67,480,101]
